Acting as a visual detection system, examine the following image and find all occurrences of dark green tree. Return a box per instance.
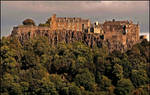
[114,78,134,95]
[131,70,149,88]
[74,68,95,91]
[22,19,36,26]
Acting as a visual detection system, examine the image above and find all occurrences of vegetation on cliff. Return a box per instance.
[0,36,150,95]
[23,19,36,26]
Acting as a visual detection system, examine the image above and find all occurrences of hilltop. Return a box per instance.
[10,14,147,52]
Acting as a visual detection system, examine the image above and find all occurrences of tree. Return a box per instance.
[132,85,150,95]
[20,82,29,94]
[69,85,81,95]
[1,73,22,95]
[60,87,69,95]
[49,74,66,91]
[112,64,123,84]
[0,45,18,74]
[39,23,49,27]
[120,58,132,78]
[1,73,14,93]
[1,31,150,95]
[46,18,51,25]
[33,36,50,56]
[98,75,112,91]
[36,78,58,95]
[131,70,149,88]
[74,68,95,91]
[21,51,38,70]
[9,83,22,95]
[23,19,36,26]
[114,78,134,95]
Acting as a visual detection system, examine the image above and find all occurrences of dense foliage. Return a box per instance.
[39,23,49,27]
[22,19,36,26]
[0,36,150,95]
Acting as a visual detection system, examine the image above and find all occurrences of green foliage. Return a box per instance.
[98,75,112,91]
[22,19,36,26]
[49,74,65,91]
[36,78,58,95]
[68,85,81,95]
[114,78,134,95]
[74,68,95,91]
[112,64,123,82]
[0,36,150,95]
[131,70,149,88]
[39,23,49,27]
[120,58,132,78]
[132,84,150,95]
[45,18,51,25]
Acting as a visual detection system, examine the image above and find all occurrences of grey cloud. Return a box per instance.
[1,1,149,37]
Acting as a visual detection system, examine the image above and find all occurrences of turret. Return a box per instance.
[50,14,57,30]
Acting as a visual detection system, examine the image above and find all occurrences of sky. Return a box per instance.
[1,1,149,38]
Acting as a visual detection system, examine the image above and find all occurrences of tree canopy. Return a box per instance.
[0,36,150,95]
[22,19,36,26]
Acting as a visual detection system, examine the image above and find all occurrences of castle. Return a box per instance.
[11,14,146,52]
[49,14,90,31]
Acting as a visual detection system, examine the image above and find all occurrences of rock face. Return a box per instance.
[11,26,103,47]
[11,25,139,52]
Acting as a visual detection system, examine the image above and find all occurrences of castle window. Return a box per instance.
[123,25,126,30]
[45,33,48,37]
[28,32,31,36]
[122,25,126,35]
[82,24,84,30]
[100,35,104,40]
[90,27,94,33]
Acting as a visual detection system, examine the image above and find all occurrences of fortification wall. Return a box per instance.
[50,14,90,31]
[102,20,140,51]
[10,18,140,52]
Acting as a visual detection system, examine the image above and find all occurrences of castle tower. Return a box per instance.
[88,20,91,27]
[50,14,57,30]
[136,24,140,41]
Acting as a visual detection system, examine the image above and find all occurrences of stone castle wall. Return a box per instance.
[102,20,140,51]
[50,14,90,31]
[10,16,141,52]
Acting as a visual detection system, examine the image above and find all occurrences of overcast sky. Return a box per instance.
[1,1,149,37]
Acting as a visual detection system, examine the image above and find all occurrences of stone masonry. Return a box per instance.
[11,14,142,52]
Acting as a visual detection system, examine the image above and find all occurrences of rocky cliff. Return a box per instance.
[10,26,137,52]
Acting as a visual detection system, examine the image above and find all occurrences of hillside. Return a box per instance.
[0,35,150,95]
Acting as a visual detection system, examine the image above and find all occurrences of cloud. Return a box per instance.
[2,1,148,14]
[1,1,149,36]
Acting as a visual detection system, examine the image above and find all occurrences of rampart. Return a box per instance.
[10,15,142,52]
